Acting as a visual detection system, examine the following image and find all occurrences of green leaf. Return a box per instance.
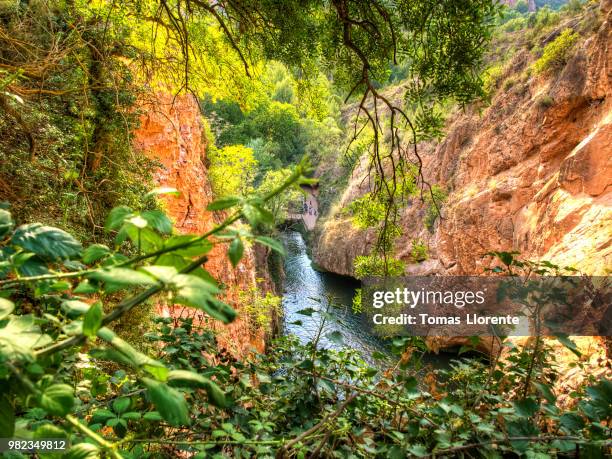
[207,196,240,211]
[559,412,585,432]
[141,210,173,234]
[254,236,285,256]
[326,330,343,345]
[0,209,14,238]
[167,370,228,408]
[73,280,99,294]
[89,347,134,367]
[407,444,429,457]
[82,302,103,338]
[534,382,556,404]
[145,187,180,198]
[513,398,539,418]
[64,442,100,459]
[0,395,14,437]
[0,298,14,320]
[105,206,134,231]
[507,418,540,452]
[12,223,82,260]
[164,236,213,257]
[124,225,163,252]
[143,378,190,427]
[33,423,66,439]
[82,244,111,264]
[39,384,75,416]
[173,274,236,323]
[97,327,164,369]
[0,315,51,358]
[228,238,244,267]
[555,334,582,357]
[140,265,179,283]
[88,268,157,288]
[61,300,91,316]
[91,408,115,423]
[296,307,316,316]
[113,397,130,414]
[143,411,163,421]
[241,204,261,226]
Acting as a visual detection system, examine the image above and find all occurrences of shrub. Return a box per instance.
[503,76,518,91]
[410,239,429,262]
[482,63,504,95]
[240,287,282,334]
[537,94,555,108]
[533,28,579,74]
[353,255,405,279]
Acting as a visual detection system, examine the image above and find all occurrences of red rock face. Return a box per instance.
[133,93,265,356]
[315,5,612,278]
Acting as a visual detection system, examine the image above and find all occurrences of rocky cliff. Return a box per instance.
[314,1,611,279]
[133,93,268,356]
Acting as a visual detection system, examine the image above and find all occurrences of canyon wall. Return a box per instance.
[314,2,611,279]
[133,93,267,356]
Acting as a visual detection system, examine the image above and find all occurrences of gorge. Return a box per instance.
[0,0,610,457]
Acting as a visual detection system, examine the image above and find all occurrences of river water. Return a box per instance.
[280,230,454,369]
[280,230,389,364]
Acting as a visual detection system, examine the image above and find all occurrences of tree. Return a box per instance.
[207,145,258,198]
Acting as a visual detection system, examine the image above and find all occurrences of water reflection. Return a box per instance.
[280,230,389,364]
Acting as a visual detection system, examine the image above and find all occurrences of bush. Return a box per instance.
[537,94,555,108]
[533,28,579,74]
[482,63,505,95]
[354,255,405,278]
[410,239,429,262]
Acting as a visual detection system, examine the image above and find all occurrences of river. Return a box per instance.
[280,230,455,369]
[280,231,389,364]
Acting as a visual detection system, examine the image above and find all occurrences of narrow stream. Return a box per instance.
[280,230,389,364]
[280,230,455,369]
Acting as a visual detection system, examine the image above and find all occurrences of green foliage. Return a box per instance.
[533,28,580,74]
[240,287,282,334]
[538,94,555,108]
[204,99,307,166]
[1,197,610,457]
[208,144,258,198]
[349,193,386,229]
[0,1,158,243]
[0,163,309,456]
[482,63,505,96]
[410,239,429,263]
[354,255,405,279]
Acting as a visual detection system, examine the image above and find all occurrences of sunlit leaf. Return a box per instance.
[82,302,103,338]
[207,196,240,211]
[0,298,14,320]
